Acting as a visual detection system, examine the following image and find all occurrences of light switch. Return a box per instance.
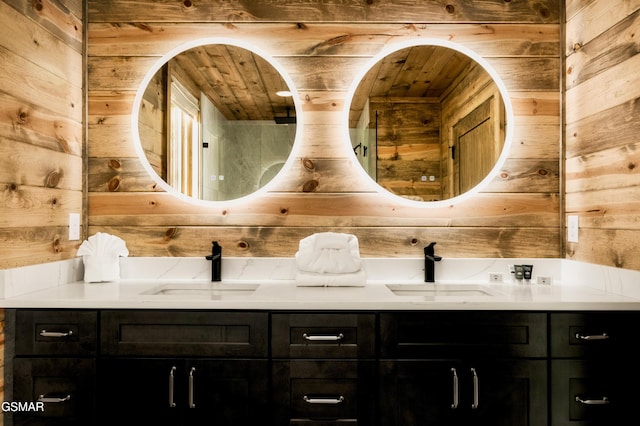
[69,213,81,241]
[567,215,578,243]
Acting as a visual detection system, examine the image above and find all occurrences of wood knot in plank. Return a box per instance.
[32,0,44,12]
[109,159,122,170]
[15,108,29,126]
[297,23,308,30]
[45,171,61,188]
[302,179,319,193]
[237,240,250,250]
[108,176,121,192]
[445,4,455,14]
[164,228,178,240]
[52,236,62,253]
[302,158,315,172]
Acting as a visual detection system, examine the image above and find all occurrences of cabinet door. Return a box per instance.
[379,359,547,426]
[97,358,268,426]
[12,358,96,426]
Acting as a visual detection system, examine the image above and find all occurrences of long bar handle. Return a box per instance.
[303,333,344,341]
[575,333,609,340]
[39,330,73,338]
[37,394,71,403]
[303,395,345,405]
[451,368,459,409]
[575,396,610,405]
[168,366,177,408]
[471,368,479,410]
[189,367,196,408]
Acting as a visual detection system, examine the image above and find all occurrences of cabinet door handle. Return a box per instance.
[451,368,459,409]
[39,330,73,338]
[302,333,344,341]
[188,367,196,408]
[168,366,177,408]
[303,395,345,405]
[575,396,610,405]
[575,332,609,340]
[37,394,71,403]
[471,368,479,410]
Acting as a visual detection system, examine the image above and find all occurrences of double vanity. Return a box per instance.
[3,257,640,425]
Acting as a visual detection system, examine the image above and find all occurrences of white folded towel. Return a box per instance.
[295,232,363,274]
[295,269,366,287]
[77,232,129,283]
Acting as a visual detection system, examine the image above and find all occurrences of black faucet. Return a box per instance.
[424,242,442,283]
[205,241,222,281]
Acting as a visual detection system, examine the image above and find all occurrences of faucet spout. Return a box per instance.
[205,241,222,281]
[424,242,442,283]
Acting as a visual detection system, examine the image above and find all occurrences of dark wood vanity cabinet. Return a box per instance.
[10,310,98,426]
[96,310,269,426]
[379,312,549,426]
[271,313,377,425]
[550,312,640,425]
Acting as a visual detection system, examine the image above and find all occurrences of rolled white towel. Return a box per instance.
[295,269,366,287]
[295,232,362,274]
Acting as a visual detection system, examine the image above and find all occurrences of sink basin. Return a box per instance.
[386,284,501,297]
[141,282,259,299]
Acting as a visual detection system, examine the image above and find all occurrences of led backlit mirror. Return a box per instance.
[347,40,512,204]
[134,40,299,203]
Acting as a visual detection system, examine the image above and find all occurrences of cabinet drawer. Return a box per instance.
[12,357,96,425]
[550,312,639,358]
[272,360,376,424]
[15,310,97,356]
[272,313,376,358]
[100,310,268,357]
[380,311,547,358]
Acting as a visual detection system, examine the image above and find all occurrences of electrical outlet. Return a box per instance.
[489,273,503,283]
[69,213,80,241]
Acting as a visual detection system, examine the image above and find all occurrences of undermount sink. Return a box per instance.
[386,283,501,297]
[141,282,259,298]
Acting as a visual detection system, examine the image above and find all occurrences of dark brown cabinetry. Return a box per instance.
[271,313,377,425]
[379,312,548,426]
[10,310,97,426]
[550,312,640,425]
[97,310,269,426]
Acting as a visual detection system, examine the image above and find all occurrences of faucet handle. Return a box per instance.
[424,242,437,255]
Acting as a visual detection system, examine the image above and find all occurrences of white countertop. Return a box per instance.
[2,257,640,310]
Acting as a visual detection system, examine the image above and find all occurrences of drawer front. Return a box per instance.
[12,357,96,425]
[380,311,548,358]
[272,360,376,424]
[100,310,268,357]
[551,359,636,425]
[272,313,376,358]
[15,310,97,356]
[550,312,639,358]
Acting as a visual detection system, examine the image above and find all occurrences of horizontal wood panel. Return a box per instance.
[0,227,82,268]
[566,229,640,270]
[88,22,560,58]
[88,1,560,24]
[0,187,83,227]
[88,192,558,228]
[88,225,560,258]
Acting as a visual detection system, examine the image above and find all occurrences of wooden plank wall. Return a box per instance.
[87,0,561,260]
[565,0,640,269]
[0,0,84,417]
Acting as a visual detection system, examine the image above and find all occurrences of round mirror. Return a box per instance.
[133,39,300,203]
[347,39,512,205]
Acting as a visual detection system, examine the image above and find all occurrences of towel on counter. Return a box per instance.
[77,232,129,283]
[295,269,367,287]
[295,232,362,274]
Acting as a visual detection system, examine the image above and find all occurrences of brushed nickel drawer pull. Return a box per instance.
[471,368,479,410]
[575,396,610,405]
[169,366,177,408]
[40,330,73,338]
[303,395,345,405]
[575,332,609,340]
[188,367,196,408]
[302,333,345,341]
[451,368,459,409]
[37,394,71,403]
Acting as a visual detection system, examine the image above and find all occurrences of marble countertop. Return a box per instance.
[2,257,640,310]
[3,278,640,311]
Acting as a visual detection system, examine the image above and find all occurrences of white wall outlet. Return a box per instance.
[69,213,81,241]
[489,273,503,283]
[567,215,579,243]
